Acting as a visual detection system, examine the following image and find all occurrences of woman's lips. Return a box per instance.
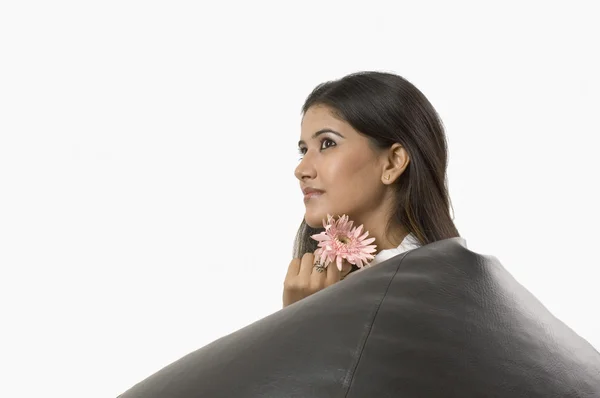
[303,192,323,201]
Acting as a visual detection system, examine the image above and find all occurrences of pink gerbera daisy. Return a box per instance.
[310,214,377,272]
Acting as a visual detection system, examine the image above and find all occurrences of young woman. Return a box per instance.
[284,71,460,307]
[119,71,600,398]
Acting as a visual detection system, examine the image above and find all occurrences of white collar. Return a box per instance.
[345,232,422,278]
[368,232,422,267]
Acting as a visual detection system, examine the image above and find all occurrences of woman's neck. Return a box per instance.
[355,217,408,255]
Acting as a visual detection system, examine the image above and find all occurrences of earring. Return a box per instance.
[385,175,390,181]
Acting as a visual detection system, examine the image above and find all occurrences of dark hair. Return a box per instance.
[293,71,460,258]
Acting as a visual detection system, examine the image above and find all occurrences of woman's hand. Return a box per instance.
[282,252,344,308]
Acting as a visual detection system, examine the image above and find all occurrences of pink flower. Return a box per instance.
[310,214,377,272]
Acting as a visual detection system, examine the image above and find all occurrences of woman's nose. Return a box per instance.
[294,156,316,181]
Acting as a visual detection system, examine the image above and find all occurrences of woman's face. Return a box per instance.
[295,105,389,229]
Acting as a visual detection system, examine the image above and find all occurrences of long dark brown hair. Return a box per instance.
[293,71,460,259]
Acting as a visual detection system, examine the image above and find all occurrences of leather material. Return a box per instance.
[119,237,600,397]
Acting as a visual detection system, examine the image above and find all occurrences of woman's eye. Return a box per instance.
[297,138,336,160]
[297,147,306,161]
[321,138,336,150]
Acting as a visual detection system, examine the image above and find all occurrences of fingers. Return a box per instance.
[283,252,345,307]
[285,257,300,279]
[326,259,341,285]
[286,251,341,285]
[298,252,315,278]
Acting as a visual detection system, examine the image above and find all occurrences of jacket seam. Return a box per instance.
[342,250,412,398]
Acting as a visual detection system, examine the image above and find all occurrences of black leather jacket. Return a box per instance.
[118,237,600,397]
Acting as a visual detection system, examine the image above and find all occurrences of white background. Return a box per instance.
[1,1,599,397]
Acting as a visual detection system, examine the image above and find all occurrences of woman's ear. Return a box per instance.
[382,143,410,184]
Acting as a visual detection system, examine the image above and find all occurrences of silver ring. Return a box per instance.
[313,262,326,273]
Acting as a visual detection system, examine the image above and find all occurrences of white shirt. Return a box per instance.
[369,232,423,267]
[345,232,422,279]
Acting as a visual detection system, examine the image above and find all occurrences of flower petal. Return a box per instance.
[336,256,343,271]
[361,237,376,245]
[353,224,364,238]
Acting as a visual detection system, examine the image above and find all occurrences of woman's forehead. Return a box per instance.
[301,106,350,135]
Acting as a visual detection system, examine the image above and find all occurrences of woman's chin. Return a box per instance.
[304,213,327,229]
[305,210,356,229]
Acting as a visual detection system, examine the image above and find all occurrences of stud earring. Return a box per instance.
[385,175,390,181]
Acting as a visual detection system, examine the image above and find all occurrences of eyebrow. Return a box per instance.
[298,129,344,147]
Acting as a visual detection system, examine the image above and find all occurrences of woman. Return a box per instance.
[118,72,600,398]
[283,71,460,307]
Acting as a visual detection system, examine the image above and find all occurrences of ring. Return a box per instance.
[313,262,326,273]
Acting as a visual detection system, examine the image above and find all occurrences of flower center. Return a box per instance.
[338,235,351,244]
